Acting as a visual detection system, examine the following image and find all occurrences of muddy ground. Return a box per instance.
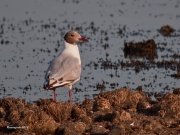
[1,88,180,135]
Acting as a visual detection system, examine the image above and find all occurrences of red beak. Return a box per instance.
[79,37,89,42]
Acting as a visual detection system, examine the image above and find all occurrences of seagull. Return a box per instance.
[42,31,88,102]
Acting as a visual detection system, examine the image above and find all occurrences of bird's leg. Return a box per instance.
[53,88,56,102]
[69,89,72,103]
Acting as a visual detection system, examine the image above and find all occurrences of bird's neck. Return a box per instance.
[64,41,78,50]
[63,41,80,58]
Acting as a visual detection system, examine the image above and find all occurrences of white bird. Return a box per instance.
[42,31,88,102]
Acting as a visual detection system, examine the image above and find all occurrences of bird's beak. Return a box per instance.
[78,37,89,42]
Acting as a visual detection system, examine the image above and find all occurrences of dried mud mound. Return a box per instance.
[124,39,157,60]
[158,25,175,36]
[1,88,180,134]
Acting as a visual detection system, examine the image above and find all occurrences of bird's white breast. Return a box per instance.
[63,41,81,64]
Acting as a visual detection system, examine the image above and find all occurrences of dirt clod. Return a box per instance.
[124,39,157,60]
[158,25,174,36]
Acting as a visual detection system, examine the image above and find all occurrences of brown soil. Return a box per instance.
[158,25,175,36]
[123,39,157,61]
[1,88,180,135]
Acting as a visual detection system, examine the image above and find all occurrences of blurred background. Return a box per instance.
[0,0,180,102]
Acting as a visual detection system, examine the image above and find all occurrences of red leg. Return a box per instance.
[69,89,72,103]
[53,89,56,102]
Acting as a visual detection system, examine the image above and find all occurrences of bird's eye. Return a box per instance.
[71,34,74,37]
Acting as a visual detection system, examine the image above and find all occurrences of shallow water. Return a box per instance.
[0,0,180,102]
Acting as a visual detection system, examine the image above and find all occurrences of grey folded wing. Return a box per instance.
[44,54,81,89]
